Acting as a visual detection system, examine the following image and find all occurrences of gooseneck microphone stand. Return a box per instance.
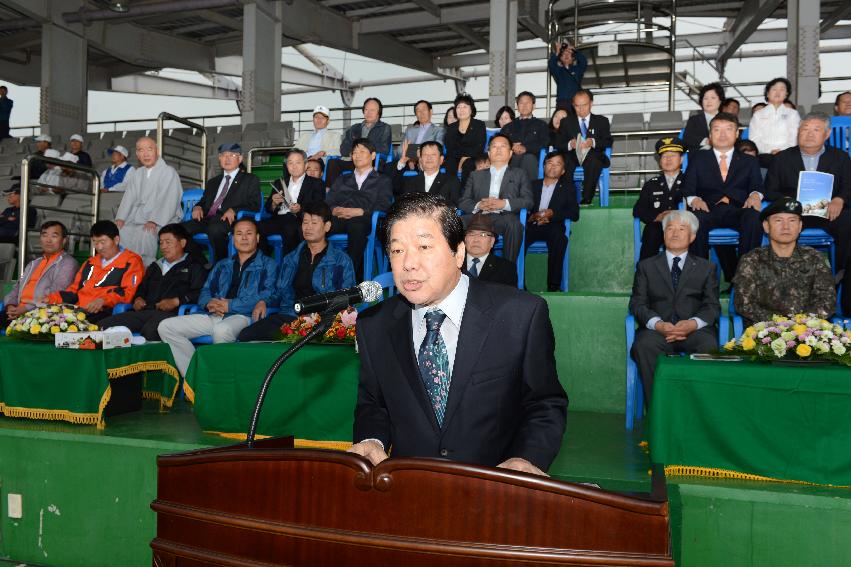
[245,304,341,448]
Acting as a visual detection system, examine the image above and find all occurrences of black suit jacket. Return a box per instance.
[555,113,613,167]
[629,253,720,328]
[392,169,462,207]
[198,170,261,217]
[682,113,710,154]
[354,277,568,470]
[444,119,487,173]
[500,117,551,156]
[764,146,851,203]
[530,177,580,225]
[326,169,393,213]
[681,149,763,207]
[632,173,684,224]
[464,253,517,287]
[264,175,326,215]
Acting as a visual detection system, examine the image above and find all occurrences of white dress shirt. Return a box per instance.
[285,174,305,211]
[212,168,240,202]
[474,165,512,213]
[645,250,708,331]
[306,129,326,156]
[748,103,800,154]
[539,180,557,211]
[411,274,469,381]
[466,253,489,274]
[354,168,372,190]
[423,170,439,193]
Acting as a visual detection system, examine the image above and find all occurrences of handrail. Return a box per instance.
[680,38,751,104]
[156,112,208,186]
[19,154,101,278]
[245,146,293,174]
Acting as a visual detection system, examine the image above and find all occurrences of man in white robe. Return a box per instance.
[115,137,183,265]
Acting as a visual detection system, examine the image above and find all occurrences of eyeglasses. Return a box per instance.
[467,231,494,238]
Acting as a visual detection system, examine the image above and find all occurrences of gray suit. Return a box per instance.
[628,252,720,401]
[458,166,534,262]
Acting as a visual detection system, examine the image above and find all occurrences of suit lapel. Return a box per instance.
[674,255,697,297]
[388,299,440,432]
[442,279,492,431]
[655,254,675,294]
[499,169,513,198]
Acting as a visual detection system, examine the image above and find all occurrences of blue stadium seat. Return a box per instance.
[571,147,613,206]
[522,219,571,292]
[326,210,388,281]
[828,116,851,155]
[112,303,132,315]
[485,128,499,151]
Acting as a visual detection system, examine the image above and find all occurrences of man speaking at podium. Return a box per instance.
[349,193,567,475]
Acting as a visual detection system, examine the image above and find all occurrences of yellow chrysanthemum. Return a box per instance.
[792,324,808,335]
[30,324,41,334]
[741,337,756,351]
[724,340,736,351]
[50,325,60,334]
[67,325,79,332]
[795,344,812,357]
[88,325,98,331]
[744,326,757,338]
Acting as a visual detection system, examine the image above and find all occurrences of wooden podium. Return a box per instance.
[152,438,673,566]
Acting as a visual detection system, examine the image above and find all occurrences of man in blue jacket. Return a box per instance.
[158,217,277,376]
[238,201,355,341]
[548,42,587,111]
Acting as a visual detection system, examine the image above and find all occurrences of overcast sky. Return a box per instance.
[2,17,849,135]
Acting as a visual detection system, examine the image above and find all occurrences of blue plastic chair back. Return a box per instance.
[181,188,204,222]
[827,116,851,155]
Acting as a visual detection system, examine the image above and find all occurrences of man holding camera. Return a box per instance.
[548,41,587,112]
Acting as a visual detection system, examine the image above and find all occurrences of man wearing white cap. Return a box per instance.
[58,152,89,195]
[115,137,183,265]
[34,148,63,194]
[293,105,341,162]
[30,135,52,180]
[69,134,92,167]
[101,145,133,191]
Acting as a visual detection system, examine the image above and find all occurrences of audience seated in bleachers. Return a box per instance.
[258,148,325,256]
[45,220,144,323]
[458,133,532,263]
[548,109,568,149]
[305,157,324,180]
[0,86,11,140]
[35,148,62,193]
[554,89,613,205]
[835,91,851,117]
[403,99,445,146]
[326,137,393,280]
[158,217,276,376]
[1,221,78,329]
[238,201,355,341]
[292,105,341,162]
[0,183,36,244]
[58,152,89,194]
[500,91,550,182]
[462,213,516,287]
[391,141,461,207]
[748,77,800,168]
[721,98,740,117]
[633,138,685,261]
[526,151,579,291]
[30,135,52,180]
[682,82,725,154]
[325,98,392,187]
[99,223,208,341]
[183,142,261,263]
[101,145,133,191]
[443,107,457,128]
[629,210,720,402]
[494,105,515,129]
[115,137,183,266]
[733,198,835,327]
[69,134,92,167]
[444,94,487,187]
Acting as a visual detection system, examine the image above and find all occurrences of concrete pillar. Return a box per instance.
[488,0,518,114]
[786,0,820,111]
[242,2,282,126]
[40,23,87,136]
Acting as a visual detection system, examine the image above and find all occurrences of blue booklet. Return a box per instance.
[797,171,834,218]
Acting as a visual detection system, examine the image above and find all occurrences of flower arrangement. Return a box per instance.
[279,307,357,344]
[6,304,99,341]
[723,314,851,365]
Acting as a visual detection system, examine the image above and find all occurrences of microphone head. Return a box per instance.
[358,280,384,303]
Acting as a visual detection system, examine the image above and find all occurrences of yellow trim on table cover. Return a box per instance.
[0,360,179,429]
[205,430,352,450]
[665,465,851,488]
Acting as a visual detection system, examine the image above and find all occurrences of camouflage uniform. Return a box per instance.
[733,245,835,325]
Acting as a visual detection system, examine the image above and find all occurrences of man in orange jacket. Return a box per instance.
[46,220,144,323]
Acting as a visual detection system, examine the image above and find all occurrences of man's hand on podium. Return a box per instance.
[348,440,389,465]
[497,458,548,477]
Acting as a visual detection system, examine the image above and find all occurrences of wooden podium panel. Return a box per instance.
[152,440,673,566]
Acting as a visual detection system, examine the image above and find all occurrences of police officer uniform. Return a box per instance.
[632,137,685,261]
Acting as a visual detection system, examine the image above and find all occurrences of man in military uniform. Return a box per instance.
[633,137,685,261]
[733,198,835,326]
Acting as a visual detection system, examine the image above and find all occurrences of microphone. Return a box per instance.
[294,280,384,314]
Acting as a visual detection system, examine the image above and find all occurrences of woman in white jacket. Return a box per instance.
[748,77,800,168]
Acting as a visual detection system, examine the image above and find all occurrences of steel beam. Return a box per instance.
[715,0,784,70]
[488,0,517,110]
[359,3,490,35]
[820,2,851,34]
[110,73,240,99]
[787,0,820,110]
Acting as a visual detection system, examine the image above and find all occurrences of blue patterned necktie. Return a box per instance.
[671,256,681,323]
[580,118,588,138]
[469,257,480,278]
[418,309,450,426]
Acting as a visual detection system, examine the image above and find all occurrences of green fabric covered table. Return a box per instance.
[184,342,360,447]
[0,337,179,428]
[649,356,851,486]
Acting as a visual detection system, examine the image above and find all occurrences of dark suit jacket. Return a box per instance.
[764,146,851,203]
[682,113,710,154]
[555,113,613,166]
[264,175,326,215]
[464,253,517,287]
[457,166,534,214]
[500,117,551,156]
[392,169,462,207]
[444,119,487,172]
[197,170,261,217]
[632,173,684,224]
[530,177,579,225]
[340,121,392,156]
[681,149,763,207]
[326,169,393,213]
[354,277,568,470]
[629,253,720,328]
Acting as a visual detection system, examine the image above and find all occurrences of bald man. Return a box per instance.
[115,137,183,265]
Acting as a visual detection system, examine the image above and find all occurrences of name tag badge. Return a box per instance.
[652,191,664,195]
[654,202,661,208]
